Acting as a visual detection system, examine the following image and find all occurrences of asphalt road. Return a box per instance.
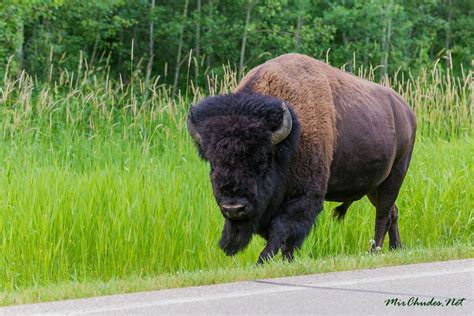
[2,259,473,315]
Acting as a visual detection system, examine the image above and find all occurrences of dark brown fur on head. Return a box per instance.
[188,93,300,255]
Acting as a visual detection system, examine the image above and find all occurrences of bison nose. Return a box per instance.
[221,203,250,220]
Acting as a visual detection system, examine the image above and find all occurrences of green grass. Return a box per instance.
[0,61,472,305]
[1,245,472,306]
[1,135,472,299]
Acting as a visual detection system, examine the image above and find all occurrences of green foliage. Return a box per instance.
[0,0,472,86]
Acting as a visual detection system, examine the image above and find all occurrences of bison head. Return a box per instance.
[186,93,300,254]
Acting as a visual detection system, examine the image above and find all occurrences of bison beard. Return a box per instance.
[187,53,416,264]
[219,219,256,256]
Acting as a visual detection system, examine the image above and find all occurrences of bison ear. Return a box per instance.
[271,102,293,145]
[187,106,202,144]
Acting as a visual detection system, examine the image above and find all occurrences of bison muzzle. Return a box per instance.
[187,54,416,264]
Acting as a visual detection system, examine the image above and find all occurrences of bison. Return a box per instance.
[187,53,416,264]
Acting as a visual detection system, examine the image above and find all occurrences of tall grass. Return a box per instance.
[1,57,472,142]
[0,59,472,294]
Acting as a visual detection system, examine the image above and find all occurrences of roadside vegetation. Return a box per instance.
[0,59,472,305]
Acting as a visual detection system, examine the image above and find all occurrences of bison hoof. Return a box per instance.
[368,240,382,254]
[256,256,269,265]
[369,239,375,247]
[256,255,273,265]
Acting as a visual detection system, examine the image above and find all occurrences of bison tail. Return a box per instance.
[332,201,353,221]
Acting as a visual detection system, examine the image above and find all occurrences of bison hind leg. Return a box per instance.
[388,204,403,250]
[367,151,413,251]
[332,201,353,221]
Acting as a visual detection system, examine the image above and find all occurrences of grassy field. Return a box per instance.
[0,61,472,305]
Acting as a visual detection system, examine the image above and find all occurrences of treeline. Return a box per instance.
[1,0,472,90]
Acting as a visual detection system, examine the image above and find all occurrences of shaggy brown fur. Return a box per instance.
[189,53,416,263]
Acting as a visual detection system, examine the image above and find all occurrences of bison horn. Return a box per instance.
[187,107,202,144]
[271,102,292,145]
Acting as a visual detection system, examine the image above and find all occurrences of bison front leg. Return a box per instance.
[256,239,280,265]
[281,240,296,262]
[257,195,323,264]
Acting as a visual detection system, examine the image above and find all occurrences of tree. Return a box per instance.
[0,0,471,87]
[239,0,256,78]
[172,0,189,96]
[145,0,156,86]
